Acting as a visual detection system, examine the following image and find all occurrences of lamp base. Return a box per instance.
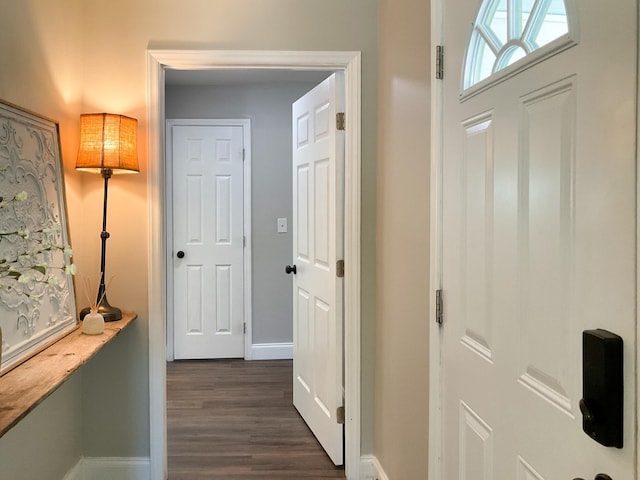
[79,303,122,322]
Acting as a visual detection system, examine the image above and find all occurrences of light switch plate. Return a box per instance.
[277,217,288,233]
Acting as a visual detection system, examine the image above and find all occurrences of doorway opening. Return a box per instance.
[146,50,362,480]
[164,71,332,362]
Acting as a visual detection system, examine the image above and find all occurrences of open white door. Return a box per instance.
[434,0,637,478]
[170,121,246,359]
[291,73,345,465]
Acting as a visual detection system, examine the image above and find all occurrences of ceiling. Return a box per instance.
[165,68,333,87]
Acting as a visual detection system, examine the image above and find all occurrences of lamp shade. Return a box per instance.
[76,113,139,173]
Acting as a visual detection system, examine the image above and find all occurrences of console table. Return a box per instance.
[0,311,137,438]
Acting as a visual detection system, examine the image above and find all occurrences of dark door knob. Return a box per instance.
[177,250,185,259]
[285,264,297,275]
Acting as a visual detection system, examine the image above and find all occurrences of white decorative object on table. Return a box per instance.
[82,308,104,335]
[80,276,107,335]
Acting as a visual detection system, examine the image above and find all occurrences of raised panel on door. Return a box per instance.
[314,159,330,269]
[459,401,493,480]
[313,298,332,415]
[186,176,204,244]
[461,112,494,362]
[215,265,232,334]
[517,78,577,415]
[297,165,310,262]
[215,175,232,244]
[186,265,204,334]
[295,288,312,393]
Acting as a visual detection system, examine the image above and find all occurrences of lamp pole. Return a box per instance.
[79,167,122,321]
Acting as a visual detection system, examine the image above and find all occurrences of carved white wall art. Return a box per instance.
[0,100,77,374]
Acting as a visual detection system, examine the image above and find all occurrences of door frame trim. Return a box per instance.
[635,8,640,470]
[428,0,445,477]
[164,118,252,361]
[146,49,362,480]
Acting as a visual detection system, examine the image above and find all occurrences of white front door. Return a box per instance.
[437,0,637,479]
[291,73,345,465]
[170,120,246,359]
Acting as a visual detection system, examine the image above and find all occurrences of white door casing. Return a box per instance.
[292,72,345,466]
[169,121,247,359]
[147,50,362,480]
[431,1,637,479]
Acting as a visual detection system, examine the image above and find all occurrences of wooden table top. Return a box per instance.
[0,311,137,438]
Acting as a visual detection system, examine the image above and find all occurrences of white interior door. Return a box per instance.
[291,73,345,465]
[171,121,245,359]
[438,0,637,479]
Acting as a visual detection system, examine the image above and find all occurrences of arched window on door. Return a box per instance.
[463,0,577,92]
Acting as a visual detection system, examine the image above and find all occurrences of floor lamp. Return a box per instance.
[76,113,139,321]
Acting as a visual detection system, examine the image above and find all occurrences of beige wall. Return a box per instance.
[0,0,84,245]
[375,0,431,478]
[0,1,85,477]
[79,0,379,456]
[0,0,380,468]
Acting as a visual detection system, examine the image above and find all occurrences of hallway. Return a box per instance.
[167,359,346,479]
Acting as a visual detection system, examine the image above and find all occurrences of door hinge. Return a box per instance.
[242,148,246,161]
[436,45,444,80]
[336,405,345,424]
[336,112,346,131]
[436,289,443,325]
[243,235,246,247]
[336,259,345,278]
[243,322,246,334]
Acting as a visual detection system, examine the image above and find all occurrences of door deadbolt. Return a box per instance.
[580,329,623,448]
[176,250,185,259]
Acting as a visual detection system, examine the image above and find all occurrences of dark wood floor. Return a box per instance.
[167,359,346,479]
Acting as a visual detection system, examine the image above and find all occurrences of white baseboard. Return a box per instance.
[68,454,384,480]
[248,342,293,360]
[360,454,390,480]
[63,457,150,480]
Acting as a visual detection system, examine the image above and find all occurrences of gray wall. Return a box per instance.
[166,81,325,345]
[0,373,83,480]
